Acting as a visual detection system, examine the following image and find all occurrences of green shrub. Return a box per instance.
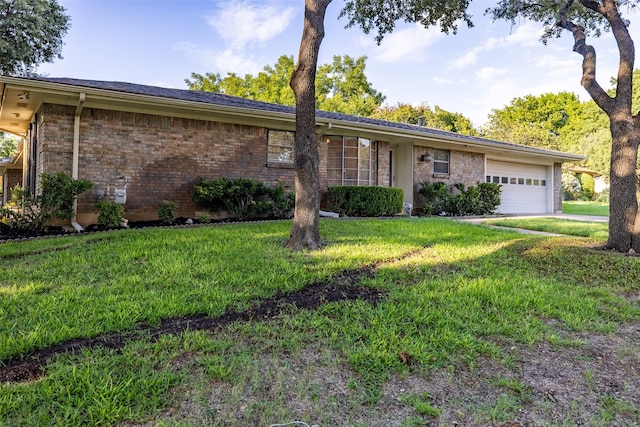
[192,178,226,211]
[418,181,501,216]
[95,200,125,228]
[578,173,595,200]
[594,189,610,203]
[477,182,502,214]
[193,178,294,220]
[265,180,295,219]
[0,173,93,232]
[197,212,212,224]
[159,200,178,224]
[562,172,581,201]
[418,181,449,215]
[326,186,403,217]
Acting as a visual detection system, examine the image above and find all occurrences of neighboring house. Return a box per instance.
[0,76,584,226]
[568,166,609,194]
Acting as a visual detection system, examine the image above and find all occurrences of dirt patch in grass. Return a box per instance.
[121,323,640,427]
[0,265,385,384]
[120,321,640,426]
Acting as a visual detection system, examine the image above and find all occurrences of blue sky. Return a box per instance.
[38,0,640,127]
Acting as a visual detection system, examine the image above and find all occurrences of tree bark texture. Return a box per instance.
[559,0,640,252]
[286,0,332,250]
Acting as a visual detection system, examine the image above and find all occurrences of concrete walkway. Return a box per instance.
[453,213,608,236]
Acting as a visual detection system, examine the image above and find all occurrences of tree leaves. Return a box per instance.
[340,0,474,44]
[186,54,385,116]
[0,0,70,76]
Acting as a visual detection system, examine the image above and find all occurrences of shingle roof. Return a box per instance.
[29,76,581,159]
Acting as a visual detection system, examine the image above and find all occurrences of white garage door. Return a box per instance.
[486,160,549,214]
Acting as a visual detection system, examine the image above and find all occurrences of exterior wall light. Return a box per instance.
[421,154,434,162]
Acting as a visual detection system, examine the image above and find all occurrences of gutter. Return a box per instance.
[71,92,85,232]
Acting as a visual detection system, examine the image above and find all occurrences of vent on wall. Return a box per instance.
[16,102,28,108]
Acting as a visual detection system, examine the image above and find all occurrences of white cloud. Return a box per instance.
[450,21,544,70]
[434,77,454,85]
[207,1,296,49]
[503,21,544,47]
[476,67,510,82]
[372,24,445,63]
[173,42,260,75]
[174,1,296,74]
[450,49,479,69]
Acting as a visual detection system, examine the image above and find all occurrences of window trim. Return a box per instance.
[267,129,295,165]
[326,136,378,186]
[432,149,450,175]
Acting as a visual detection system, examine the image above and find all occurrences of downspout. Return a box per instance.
[71,92,85,232]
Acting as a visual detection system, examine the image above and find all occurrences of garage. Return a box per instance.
[486,160,550,214]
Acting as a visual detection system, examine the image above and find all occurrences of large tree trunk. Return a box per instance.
[287,0,332,250]
[559,0,640,252]
[608,116,640,251]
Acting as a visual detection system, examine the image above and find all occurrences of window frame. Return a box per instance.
[432,149,450,175]
[326,136,378,187]
[267,130,295,165]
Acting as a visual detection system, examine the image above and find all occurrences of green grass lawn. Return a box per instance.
[562,200,609,216]
[1,219,639,426]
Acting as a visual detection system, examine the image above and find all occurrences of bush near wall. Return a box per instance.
[95,200,125,228]
[1,173,93,232]
[193,177,294,221]
[326,186,404,217]
[418,181,501,216]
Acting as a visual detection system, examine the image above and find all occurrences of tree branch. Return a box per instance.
[556,0,613,114]
[592,0,635,114]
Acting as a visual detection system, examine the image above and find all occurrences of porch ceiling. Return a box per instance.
[0,83,43,136]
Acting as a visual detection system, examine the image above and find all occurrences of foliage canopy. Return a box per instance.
[186,54,385,116]
[0,0,70,75]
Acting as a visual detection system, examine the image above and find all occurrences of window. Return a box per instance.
[327,136,377,186]
[510,177,516,185]
[267,130,295,164]
[433,149,450,174]
[501,176,509,184]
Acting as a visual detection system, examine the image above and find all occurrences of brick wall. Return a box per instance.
[2,169,22,202]
[38,104,297,224]
[377,141,390,187]
[412,146,484,207]
[554,162,562,213]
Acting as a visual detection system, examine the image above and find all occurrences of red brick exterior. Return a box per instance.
[24,102,565,225]
[2,169,22,203]
[377,141,391,187]
[37,104,297,224]
[554,162,563,213]
[413,146,485,208]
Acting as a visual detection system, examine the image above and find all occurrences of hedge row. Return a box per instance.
[326,186,404,217]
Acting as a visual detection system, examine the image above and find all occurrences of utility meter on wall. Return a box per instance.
[114,187,127,204]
